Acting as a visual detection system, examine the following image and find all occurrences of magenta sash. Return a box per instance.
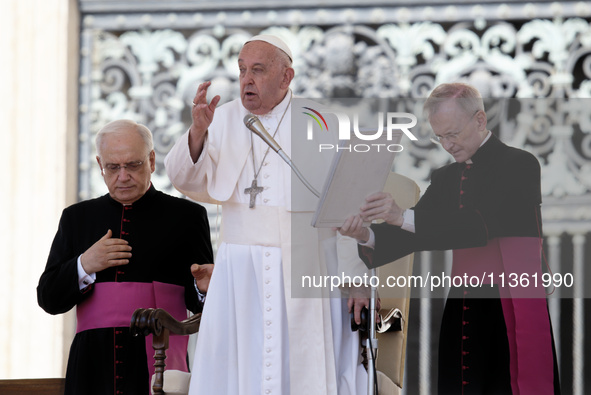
[453,237,554,394]
[76,281,189,385]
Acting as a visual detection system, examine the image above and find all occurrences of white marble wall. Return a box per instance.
[0,0,77,379]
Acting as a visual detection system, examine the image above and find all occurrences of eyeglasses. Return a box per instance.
[430,110,479,145]
[101,160,146,175]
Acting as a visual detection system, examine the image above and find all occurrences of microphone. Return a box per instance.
[244,114,282,153]
[243,114,320,197]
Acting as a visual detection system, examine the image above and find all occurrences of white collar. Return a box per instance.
[258,90,292,120]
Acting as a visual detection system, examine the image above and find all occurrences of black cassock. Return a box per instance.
[364,134,560,394]
[38,185,213,395]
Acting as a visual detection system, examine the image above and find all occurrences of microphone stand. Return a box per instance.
[367,267,378,395]
[276,151,320,198]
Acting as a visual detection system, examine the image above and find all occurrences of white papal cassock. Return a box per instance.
[165,91,368,395]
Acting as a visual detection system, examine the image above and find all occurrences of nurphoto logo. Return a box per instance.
[302,106,418,152]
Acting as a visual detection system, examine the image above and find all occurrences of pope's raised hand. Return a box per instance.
[80,229,132,275]
[188,82,221,162]
[190,82,221,138]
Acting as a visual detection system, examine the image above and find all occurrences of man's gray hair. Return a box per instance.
[95,119,154,157]
[423,82,485,120]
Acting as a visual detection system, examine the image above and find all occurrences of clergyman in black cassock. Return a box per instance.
[339,83,559,394]
[37,120,213,395]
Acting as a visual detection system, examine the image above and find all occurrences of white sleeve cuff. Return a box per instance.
[401,209,416,233]
[77,255,96,291]
[356,210,414,252]
[194,134,209,165]
[194,279,206,303]
[358,228,376,249]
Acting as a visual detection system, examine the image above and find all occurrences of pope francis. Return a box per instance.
[165,35,370,395]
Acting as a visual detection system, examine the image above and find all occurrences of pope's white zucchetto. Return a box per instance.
[244,34,293,62]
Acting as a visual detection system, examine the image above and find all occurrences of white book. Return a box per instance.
[312,131,402,228]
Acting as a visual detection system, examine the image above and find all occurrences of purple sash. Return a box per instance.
[76,281,189,385]
[453,237,554,394]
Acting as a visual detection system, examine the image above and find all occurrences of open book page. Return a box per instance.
[312,131,402,228]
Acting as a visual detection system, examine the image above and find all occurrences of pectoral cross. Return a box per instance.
[244,179,264,208]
